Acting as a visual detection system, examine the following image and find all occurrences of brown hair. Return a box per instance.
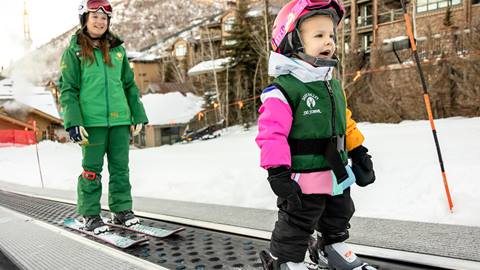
[78,28,113,67]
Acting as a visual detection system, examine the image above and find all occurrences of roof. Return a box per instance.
[0,78,61,120]
[246,4,281,17]
[0,100,63,125]
[127,51,162,62]
[146,82,195,95]
[0,113,34,130]
[141,92,204,126]
[188,57,234,76]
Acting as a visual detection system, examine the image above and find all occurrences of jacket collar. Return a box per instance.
[268,51,334,83]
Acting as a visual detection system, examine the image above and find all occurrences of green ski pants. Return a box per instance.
[77,125,132,216]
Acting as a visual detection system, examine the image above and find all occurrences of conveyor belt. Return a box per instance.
[0,190,449,270]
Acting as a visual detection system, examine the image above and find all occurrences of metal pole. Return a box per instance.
[33,121,45,189]
[400,0,453,212]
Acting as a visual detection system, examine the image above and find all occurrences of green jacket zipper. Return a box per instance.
[102,53,110,127]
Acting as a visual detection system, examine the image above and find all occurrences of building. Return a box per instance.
[338,0,480,121]
[134,91,204,148]
[339,0,479,61]
[0,78,64,142]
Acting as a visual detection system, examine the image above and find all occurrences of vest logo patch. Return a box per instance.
[306,97,316,109]
[302,93,322,115]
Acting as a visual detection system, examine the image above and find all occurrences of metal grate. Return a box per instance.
[0,190,266,269]
[0,190,447,270]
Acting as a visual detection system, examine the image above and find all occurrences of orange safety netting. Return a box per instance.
[0,130,36,146]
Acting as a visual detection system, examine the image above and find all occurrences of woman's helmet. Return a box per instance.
[271,0,345,66]
[78,0,113,27]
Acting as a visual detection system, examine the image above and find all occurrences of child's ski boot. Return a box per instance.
[111,210,140,227]
[259,250,311,270]
[308,235,377,270]
[82,215,109,234]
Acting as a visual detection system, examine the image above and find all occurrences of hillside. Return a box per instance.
[8,0,224,83]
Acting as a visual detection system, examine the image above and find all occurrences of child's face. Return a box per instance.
[299,15,335,59]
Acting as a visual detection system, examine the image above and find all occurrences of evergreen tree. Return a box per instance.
[222,0,258,125]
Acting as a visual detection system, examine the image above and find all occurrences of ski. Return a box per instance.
[63,218,148,249]
[101,216,185,238]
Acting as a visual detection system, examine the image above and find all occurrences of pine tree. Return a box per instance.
[222,0,258,125]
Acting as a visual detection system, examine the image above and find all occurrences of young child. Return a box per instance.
[256,0,376,269]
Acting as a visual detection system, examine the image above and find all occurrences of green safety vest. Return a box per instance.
[273,74,348,172]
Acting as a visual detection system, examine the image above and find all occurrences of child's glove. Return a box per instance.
[267,166,302,211]
[67,126,89,145]
[349,145,376,187]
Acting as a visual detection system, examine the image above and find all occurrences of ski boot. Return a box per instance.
[111,210,140,227]
[308,235,377,270]
[82,215,109,235]
[259,250,310,270]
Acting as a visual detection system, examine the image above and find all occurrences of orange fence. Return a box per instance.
[0,130,36,146]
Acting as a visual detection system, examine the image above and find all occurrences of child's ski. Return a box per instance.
[102,216,185,238]
[63,218,148,248]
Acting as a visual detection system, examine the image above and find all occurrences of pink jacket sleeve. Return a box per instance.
[255,97,293,169]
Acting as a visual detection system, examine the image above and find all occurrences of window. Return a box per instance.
[175,44,187,57]
[224,39,237,46]
[357,3,372,27]
[361,33,373,53]
[224,16,235,32]
[417,0,462,13]
[161,127,181,145]
[416,38,427,60]
[432,34,442,57]
[344,42,350,54]
[453,32,466,55]
[473,0,480,4]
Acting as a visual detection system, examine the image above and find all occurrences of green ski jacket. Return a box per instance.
[59,32,148,129]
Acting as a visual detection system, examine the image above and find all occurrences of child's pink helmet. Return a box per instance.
[271,0,345,57]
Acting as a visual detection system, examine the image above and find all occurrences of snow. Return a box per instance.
[0,117,478,227]
[382,36,408,43]
[188,57,234,76]
[247,5,281,17]
[141,92,204,125]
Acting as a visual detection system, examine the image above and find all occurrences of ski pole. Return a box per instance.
[399,0,453,212]
[33,121,45,189]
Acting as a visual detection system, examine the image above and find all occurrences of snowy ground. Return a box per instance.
[0,117,479,227]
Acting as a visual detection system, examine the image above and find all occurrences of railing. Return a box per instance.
[357,14,374,28]
[378,8,404,24]
[416,0,462,13]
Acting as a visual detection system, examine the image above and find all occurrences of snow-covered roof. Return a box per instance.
[247,5,281,17]
[127,51,162,62]
[141,92,204,126]
[0,78,60,119]
[188,57,234,76]
[126,51,143,59]
[382,36,408,44]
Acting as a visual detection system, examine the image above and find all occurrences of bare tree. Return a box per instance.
[205,26,225,121]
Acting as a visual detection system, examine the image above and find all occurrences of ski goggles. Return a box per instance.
[292,0,344,22]
[86,0,112,15]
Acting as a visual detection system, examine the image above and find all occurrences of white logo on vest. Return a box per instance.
[306,97,316,109]
[302,93,322,116]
